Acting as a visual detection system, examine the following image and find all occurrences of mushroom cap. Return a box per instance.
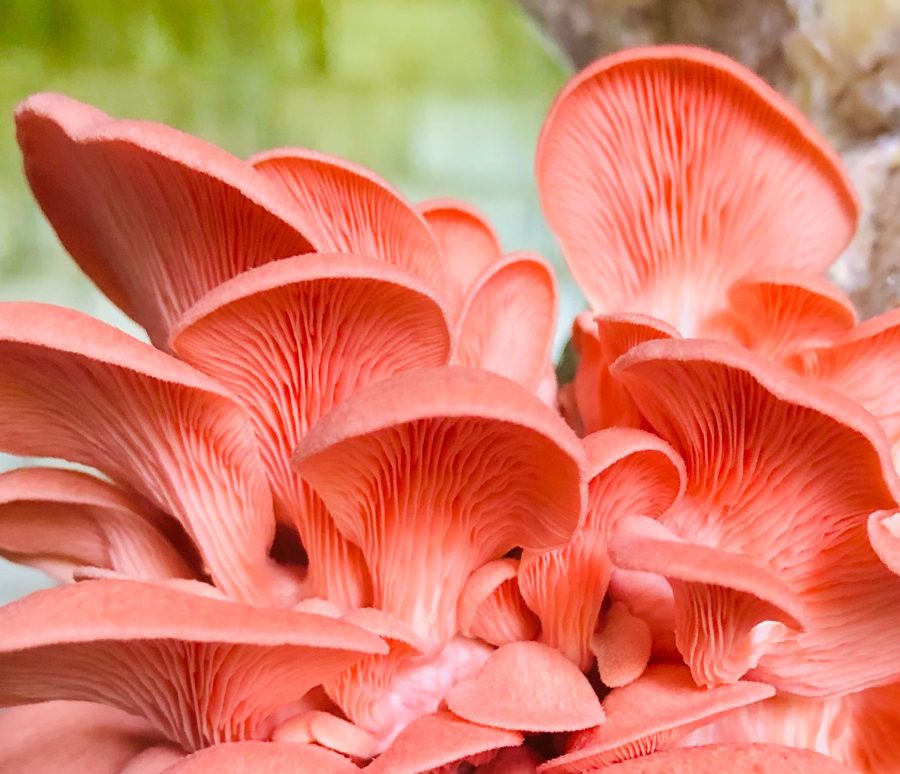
[452,251,558,392]
[251,147,446,298]
[446,641,605,733]
[611,337,900,695]
[365,712,523,774]
[0,302,281,603]
[295,367,584,644]
[0,579,385,751]
[15,93,314,346]
[519,428,684,670]
[539,664,774,773]
[172,253,452,607]
[0,467,193,582]
[571,312,678,433]
[709,269,857,362]
[537,46,857,334]
[458,558,539,646]
[557,743,855,773]
[0,700,166,774]
[417,197,503,318]
[167,741,362,773]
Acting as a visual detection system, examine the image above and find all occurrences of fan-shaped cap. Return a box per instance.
[539,664,774,773]
[418,197,503,316]
[833,682,900,773]
[0,467,193,582]
[566,313,604,435]
[446,641,605,733]
[678,682,900,774]
[707,270,857,363]
[791,307,900,451]
[591,601,653,688]
[0,700,166,774]
[458,559,539,646]
[0,302,289,603]
[537,46,857,335]
[172,254,451,607]
[612,338,900,696]
[566,743,856,773]
[272,709,381,761]
[609,516,808,687]
[295,366,584,646]
[869,511,900,576]
[452,252,557,392]
[519,428,684,670]
[366,712,523,774]
[607,567,678,660]
[15,93,314,346]
[167,741,362,773]
[677,690,841,752]
[250,148,445,298]
[0,579,386,752]
[571,313,678,434]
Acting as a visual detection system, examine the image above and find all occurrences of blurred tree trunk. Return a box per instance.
[520,0,900,317]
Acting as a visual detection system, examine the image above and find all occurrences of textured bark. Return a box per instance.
[521,0,900,317]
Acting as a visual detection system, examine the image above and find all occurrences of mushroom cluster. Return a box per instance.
[1,46,898,773]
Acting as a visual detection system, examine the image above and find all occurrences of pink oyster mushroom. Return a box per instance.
[0,44,897,773]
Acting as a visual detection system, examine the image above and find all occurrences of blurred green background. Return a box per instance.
[0,0,582,601]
